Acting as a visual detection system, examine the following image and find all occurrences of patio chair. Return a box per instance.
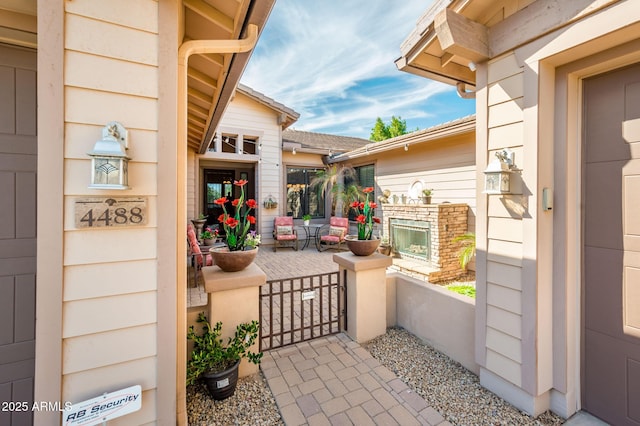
[273,216,298,252]
[187,224,212,287]
[317,217,349,252]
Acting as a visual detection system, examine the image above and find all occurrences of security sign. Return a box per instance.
[64,385,141,426]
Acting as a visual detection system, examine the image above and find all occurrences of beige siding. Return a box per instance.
[63,260,157,300]
[60,0,160,418]
[62,324,157,375]
[483,52,525,388]
[372,134,477,233]
[62,292,157,338]
[196,92,283,244]
[486,305,522,339]
[64,123,158,163]
[486,349,521,386]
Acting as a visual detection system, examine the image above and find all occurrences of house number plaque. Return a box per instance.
[74,197,148,228]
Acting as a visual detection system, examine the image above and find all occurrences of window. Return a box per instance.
[208,133,260,154]
[286,167,325,219]
[346,164,375,219]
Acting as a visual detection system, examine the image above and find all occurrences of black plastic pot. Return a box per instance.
[203,360,240,400]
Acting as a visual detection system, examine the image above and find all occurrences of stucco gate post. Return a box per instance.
[202,263,266,377]
[333,252,392,343]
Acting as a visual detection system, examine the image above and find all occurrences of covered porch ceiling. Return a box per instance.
[182,0,275,153]
[0,0,275,155]
[395,0,619,89]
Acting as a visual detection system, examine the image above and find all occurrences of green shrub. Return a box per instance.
[446,284,476,298]
[186,312,262,385]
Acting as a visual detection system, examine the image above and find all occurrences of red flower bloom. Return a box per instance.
[234,179,248,187]
[225,217,239,228]
[247,215,256,224]
[232,199,240,207]
[218,214,226,223]
[350,186,378,240]
[246,199,257,209]
[214,197,227,205]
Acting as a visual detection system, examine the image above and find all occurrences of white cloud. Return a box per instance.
[242,0,473,138]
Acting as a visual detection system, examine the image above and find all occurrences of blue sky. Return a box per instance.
[241,0,475,140]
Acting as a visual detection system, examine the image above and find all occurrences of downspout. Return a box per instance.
[175,24,258,426]
[456,81,476,99]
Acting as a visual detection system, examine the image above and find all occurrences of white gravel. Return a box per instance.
[365,327,565,426]
[187,327,566,425]
[186,372,284,425]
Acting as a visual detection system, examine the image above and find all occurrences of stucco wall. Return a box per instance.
[387,273,478,374]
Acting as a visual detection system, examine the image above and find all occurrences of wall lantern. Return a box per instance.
[88,121,130,190]
[483,148,515,194]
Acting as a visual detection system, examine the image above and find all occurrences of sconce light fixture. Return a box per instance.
[292,147,297,155]
[404,144,409,151]
[483,148,515,194]
[88,121,130,190]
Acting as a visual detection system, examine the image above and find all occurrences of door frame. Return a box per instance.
[552,40,640,415]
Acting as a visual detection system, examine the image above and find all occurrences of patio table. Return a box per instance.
[297,224,323,250]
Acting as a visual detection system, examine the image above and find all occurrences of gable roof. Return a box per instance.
[236,84,300,128]
[282,129,370,154]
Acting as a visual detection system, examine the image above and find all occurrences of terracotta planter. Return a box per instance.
[203,238,214,246]
[345,235,380,256]
[209,247,258,272]
[377,244,391,256]
[203,360,240,400]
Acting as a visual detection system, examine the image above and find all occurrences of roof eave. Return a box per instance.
[329,116,475,163]
[198,0,277,154]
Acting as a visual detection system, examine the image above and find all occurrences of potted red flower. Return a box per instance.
[346,187,382,255]
[209,179,261,271]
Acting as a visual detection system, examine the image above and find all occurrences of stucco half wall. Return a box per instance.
[386,273,479,375]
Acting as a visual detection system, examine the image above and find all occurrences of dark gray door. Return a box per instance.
[583,62,640,425]
[0,43,37,426]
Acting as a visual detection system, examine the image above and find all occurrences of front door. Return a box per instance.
[583,62,640,425]
[0,44,37,425]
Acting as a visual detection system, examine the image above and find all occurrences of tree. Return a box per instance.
[370,117,390,141]
[310,165,358,217]
[369,115,409,141]
[388,116,408,138]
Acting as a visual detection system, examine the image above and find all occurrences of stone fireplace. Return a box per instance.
[381,203,468,282]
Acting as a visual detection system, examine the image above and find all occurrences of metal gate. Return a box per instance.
[259,271,343,351]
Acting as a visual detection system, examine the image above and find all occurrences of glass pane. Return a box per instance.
[207,183,222,203]
[286,167,325,219]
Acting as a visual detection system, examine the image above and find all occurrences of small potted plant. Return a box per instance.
[302,214,311,226]
[200,227,219,246]
[191,213,208,243]
[186,312,262,400]
[422,188,433,204]
[377,233,391,256]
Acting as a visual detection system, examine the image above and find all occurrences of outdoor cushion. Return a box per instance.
[276,225,293,235]
[321,235,341,243]
[329,226,345,238]
[276,234,297,241]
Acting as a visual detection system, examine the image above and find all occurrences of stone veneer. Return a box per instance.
[381,203,469,282]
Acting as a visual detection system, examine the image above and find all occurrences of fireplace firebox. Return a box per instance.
[390,219,431,262]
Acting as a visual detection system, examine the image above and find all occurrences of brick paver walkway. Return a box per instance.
[262,333,449,426]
